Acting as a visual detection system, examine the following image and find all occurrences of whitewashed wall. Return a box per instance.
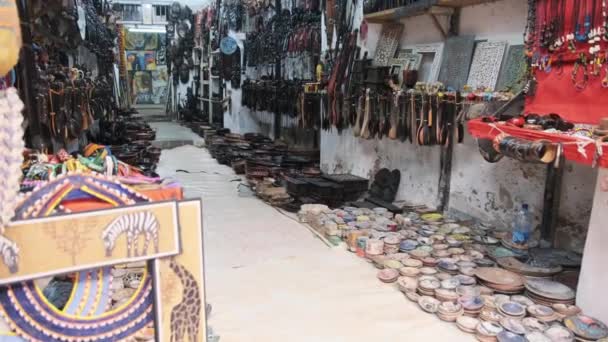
[320,0,596,252]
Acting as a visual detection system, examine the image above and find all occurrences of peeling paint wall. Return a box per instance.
[320,0,597,252]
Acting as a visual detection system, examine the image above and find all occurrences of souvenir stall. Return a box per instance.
[0,1,210,341]
[282,0,608,339]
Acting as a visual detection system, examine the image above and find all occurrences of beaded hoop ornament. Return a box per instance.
[0,173,155,341]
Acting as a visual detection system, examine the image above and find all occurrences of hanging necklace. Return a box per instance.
[603,0,608,40]
[540,0,550,47]
[0,88,25,234]
[524,0,538,57]
[576,0,589,42]
[569,0,581,50]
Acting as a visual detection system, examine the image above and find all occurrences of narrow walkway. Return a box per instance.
[154,122,473,342]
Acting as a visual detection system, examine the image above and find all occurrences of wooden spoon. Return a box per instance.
[353,93,364,137]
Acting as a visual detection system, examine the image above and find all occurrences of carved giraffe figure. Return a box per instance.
[169,258,201,342]
[101,211,159,258]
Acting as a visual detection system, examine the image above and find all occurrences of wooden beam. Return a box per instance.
[429,13,447,39]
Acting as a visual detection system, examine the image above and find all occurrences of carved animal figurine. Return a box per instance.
[169,258,202,342]
[101,211,159,258]
[0,234,19,274]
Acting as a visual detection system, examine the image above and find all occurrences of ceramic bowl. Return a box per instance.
[399,266,421,277]
[525,331,552,342]
[552,304,581,317]
[454,275,476,286]
[397,276,418,293]
[436,272,453,281]
[522,317,549,333]
[448,247,466,255]
[497,331,527,342]
[399,240,418,251]
[477,321,504,337]
[459,295,485,311]
[418,296,440,313]
[420,267,438,276]
[480,308,504,323]
[457,285,482,297]
[500,316,527,335]
[419,278,441,291]
[441,278,461,290]
[527,305,555,318]
[544,324,574,342]
[383,259,403,269]
[457,316,480,333]
[435,288,459,302]
[377,268,400,283]
[405,290,421,302]
[510,295,534,307]
[403,258,423,268]
[422,256,438,267]
[433,243,449,250]
[498,301,526,318]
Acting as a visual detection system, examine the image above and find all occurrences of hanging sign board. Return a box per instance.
[0,201,181,285]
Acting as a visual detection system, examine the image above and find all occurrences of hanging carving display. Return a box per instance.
[401,43,444,82]
[496,45,526,92]
[372,23,404,67]
[467,41,507,90]
[438,35,476,91]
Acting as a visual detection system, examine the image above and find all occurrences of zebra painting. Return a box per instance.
[0,235,19,274]
[101,211,160,258]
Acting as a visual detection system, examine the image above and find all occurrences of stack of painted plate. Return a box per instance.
[522,317,549,333]
[418,296,440,314]
[422,256,438,267]
[457,316,480,334]
[377,268,399,283]
[399,266,421,277]
[438,260,459,275]
[455,274,476,286]
[500,317,527,336]
[410,248,430,260]
[543,324,575,341]
[475,267,525,294]
[552,304,581,320]
[479,308,503,323]
[397,276,418,294]
[437,301,464,322]
[497,331,527,342]
[435,288,459,302]
[524,278,575,306]
[458,295,484,317]
[418,277,440,296]
[476,321,504,342]
[564,315,608,342]
[400,239,418,252]
[497,301,526,319]
[403,258,423,268]
[527,304,559,323]
[420,267,438,276]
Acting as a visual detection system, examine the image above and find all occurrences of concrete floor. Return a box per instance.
[154,122,474,342]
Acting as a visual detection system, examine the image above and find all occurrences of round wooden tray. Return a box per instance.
[475,267,524,287]
[524,278,575,301]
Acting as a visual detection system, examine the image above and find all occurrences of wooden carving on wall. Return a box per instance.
[400,43,444,82]
[467,41,507,90]
[438,35,476,91]
[372,23,404,66]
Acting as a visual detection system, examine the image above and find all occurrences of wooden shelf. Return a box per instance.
[364,0,498,23]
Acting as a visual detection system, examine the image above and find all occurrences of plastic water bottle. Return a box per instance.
[512,204,532,245]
